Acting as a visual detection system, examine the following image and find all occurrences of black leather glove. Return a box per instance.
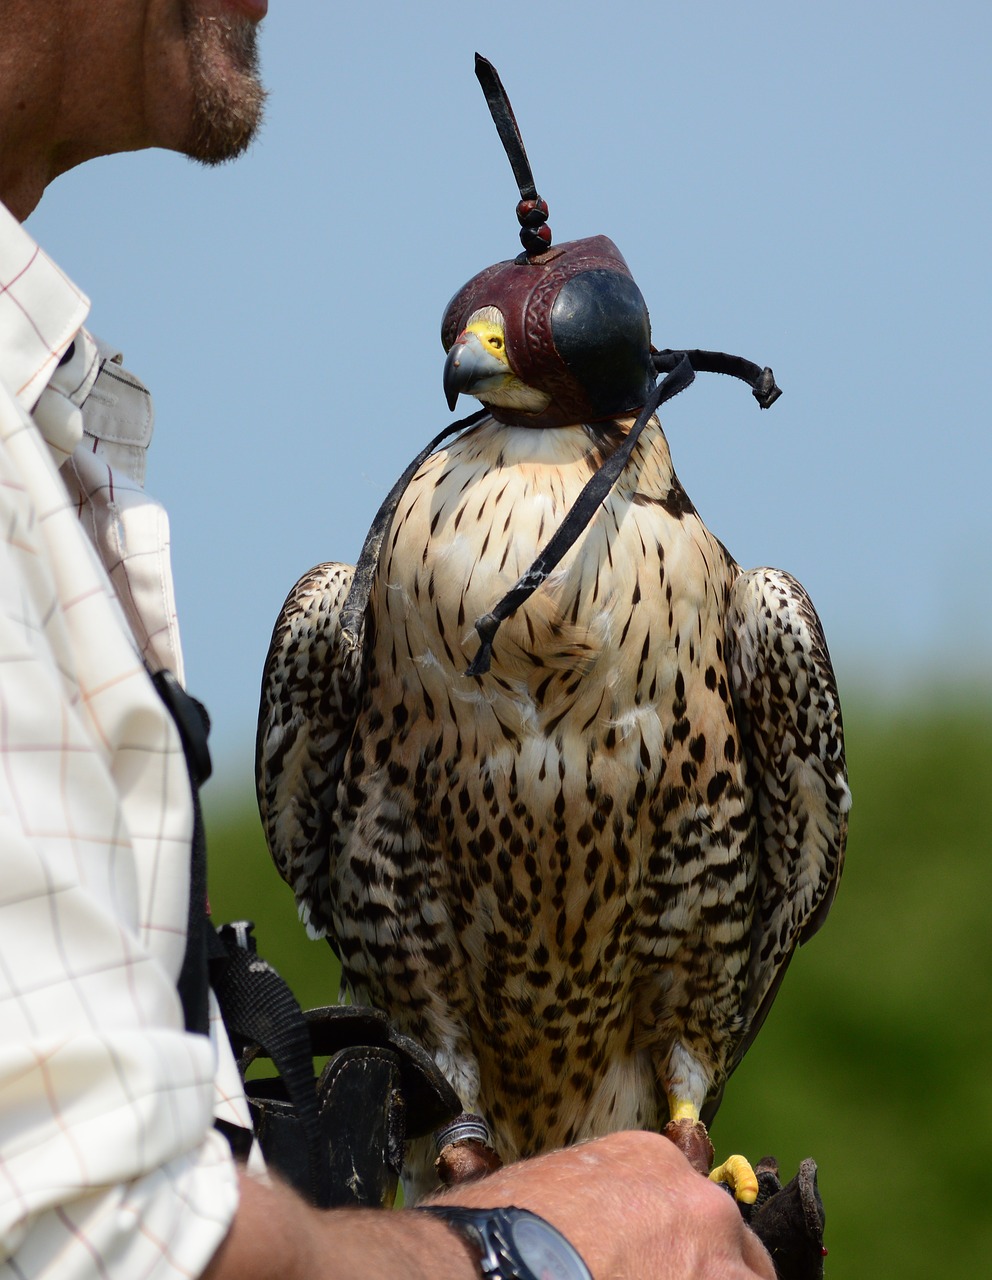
[739,1156,827,1280]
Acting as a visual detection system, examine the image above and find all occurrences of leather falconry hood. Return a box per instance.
[441,234,655,430]
[340,55,781,673]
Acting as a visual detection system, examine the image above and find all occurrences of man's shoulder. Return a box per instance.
[0,202,90,413]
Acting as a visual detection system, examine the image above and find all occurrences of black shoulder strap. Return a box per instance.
[151,667,214,1035]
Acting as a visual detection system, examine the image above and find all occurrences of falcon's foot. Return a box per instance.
[664,1100,758,1204]
[709,1153,760,1205]
[434,1112,503,1187]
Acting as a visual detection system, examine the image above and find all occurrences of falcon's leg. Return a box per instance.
[663,1052,759,1205]
[664,1096,758,1203]
[434,1112,503,1187]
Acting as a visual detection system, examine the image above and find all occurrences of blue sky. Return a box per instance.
[27,0,991,795]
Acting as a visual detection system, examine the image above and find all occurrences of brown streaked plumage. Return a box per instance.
[256,401,849,1199]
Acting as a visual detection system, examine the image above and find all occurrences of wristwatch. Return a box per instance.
[419,1204,593,1280]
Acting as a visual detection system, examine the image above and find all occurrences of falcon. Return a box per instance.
[256,58,850,1202]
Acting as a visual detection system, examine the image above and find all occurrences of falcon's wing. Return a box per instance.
[724,566,851,1079]
[255,562,363,938]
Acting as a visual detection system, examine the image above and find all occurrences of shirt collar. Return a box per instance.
[0,199,91,415]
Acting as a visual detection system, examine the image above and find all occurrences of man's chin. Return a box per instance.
[181,12,266,165]
[184,102,264,167]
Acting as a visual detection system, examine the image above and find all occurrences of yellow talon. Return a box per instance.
[709,1153,759,1204]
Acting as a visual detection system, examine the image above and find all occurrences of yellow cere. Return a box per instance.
[465,317,509,366]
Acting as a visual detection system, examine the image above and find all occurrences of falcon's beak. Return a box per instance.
[443,330,511,411]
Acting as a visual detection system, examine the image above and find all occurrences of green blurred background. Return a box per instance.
[206,693,991,1278]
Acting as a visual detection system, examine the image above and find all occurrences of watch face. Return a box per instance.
[508,1214,591,1280]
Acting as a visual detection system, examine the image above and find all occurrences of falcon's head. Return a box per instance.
[441,234,655,430]
[443,305,552,418]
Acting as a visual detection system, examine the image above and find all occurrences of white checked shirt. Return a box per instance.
[0,202,246,1279]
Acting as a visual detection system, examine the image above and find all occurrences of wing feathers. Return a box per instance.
[255,562,362,937]
[725,567,850,1074]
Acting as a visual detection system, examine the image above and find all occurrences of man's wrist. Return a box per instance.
[418,1205,594,1280]
[399,1207,489,1280]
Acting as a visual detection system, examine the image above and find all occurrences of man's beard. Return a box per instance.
[181,9,266,165]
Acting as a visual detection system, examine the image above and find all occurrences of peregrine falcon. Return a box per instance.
[256,59,849,1201]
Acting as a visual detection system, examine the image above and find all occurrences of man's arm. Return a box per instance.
[204,1131,775,1279]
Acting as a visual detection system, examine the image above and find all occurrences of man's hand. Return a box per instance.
[205,1130,774,1279]
[427,1130,776,1279]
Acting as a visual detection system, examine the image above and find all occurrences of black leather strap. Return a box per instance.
[474,54,538,203]
[466,352,695,675]
[340,408,486,648]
